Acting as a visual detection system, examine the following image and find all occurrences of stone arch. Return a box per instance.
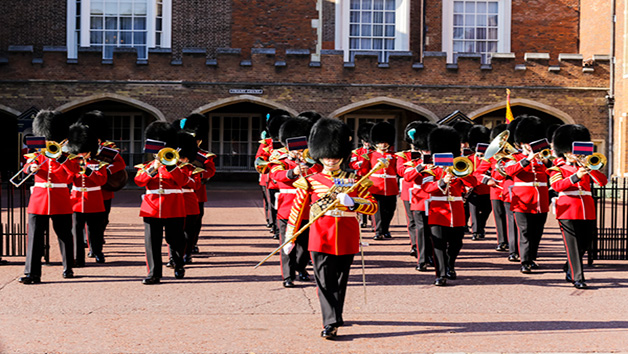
[329,97,439,122]
[0,104,20,116]
[193,95,299,116]
[467,98,576,124]
[55,93,166,121]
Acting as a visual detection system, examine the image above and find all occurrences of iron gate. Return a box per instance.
[591,177,628,263]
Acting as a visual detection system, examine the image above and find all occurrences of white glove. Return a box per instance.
[336,193,355,207]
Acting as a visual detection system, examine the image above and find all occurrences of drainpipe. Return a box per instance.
[607,0,616,177]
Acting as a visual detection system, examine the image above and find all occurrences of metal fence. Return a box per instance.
[591,177,628,263]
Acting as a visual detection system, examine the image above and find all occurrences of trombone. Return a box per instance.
[156,147,180,166]
[448,156,474,178]
[10,141,77,187]
[577,152,606,171]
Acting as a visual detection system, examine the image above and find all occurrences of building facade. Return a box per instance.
[0,0,612,177]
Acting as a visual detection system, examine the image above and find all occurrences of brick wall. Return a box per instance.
[171,0,232,59]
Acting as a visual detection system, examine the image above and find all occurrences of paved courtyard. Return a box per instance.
[1,185,627,353]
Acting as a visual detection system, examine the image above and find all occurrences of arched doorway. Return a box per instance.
[469,99,573,129]
[0,107,19,177]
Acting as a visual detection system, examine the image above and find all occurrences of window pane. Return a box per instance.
[373,11,383,23]
[385,38,394,49]
[91,1,104,15]
[120,31,132,44]
[476,27,486,39]
[121,17,132,30]
[90,31,103,44]
[373,24,383,36]
[134,2,147,15]
[487,41,497,52]
[453,27,464,39]
[120,2,133,15]
[465,14,475,26]
[465,28,474,39]
[454,1,464,13]
[464,41,474,52]
[156,17,162,31]
[134,17,146,30]
[362,24,371,36]
[362,0,372,9]
[350,24,360,36]
[385,11,395,23]
[156,33,161,46]
[350,38,359,49]
[134,32,146,44]
[350,0,360,9]
[361,11,371,23]
[350,11,360,22]
[105,16,117,30]
[385,25,394,36]
[361,38,371,49]
[453,14,463,26]
[477,41,486,52]
[385,0,395,10]
[477,14,486,26]
[488,14,498,26]
[105,31,116,44]
[91,17,103,29]
[477,2,487,13]
[373,38,383,49]
[465,2,475,12]
[157,3,163,16]
[453,41,464,52]
[105,2,117,15]
[488,2,498,13]
[488,28,498,39]
[374,0,384,10]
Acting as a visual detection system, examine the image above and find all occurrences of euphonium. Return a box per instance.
[157,147,180,166]
[448,156,474,178]
[582,152,606,171]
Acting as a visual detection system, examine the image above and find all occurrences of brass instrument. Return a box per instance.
[302,148,317,165]
[157,147,180,166]
[484,130,517,161]
[44,141,63,159]
[448,156,474,178]
[539,149,553,160]
[578,152,606,171]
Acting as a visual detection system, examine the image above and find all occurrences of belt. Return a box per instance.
[559,190,592,197]
[146,188,183,195]
[324,210,356,217]
[71,186,101,192]
[422,176,434,185]
[34,182,68,189]
[278,189,297,194]
[431,196,463,202]
[514,182,547,187]
[182,188,195,193]
[371,173,397,179]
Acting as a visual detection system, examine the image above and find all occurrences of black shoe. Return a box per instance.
[183,255,193,264]
[520,264,532,274]
[573,280,589,289]
[565,272,573,283]
[321,325,338,339]
[18,276,41,284]
[298,272,310,281]
[95,254,105,264]
[410,247,417,258]
[74,260,85,268]
[415,263,428,272]
[87,251,95,258]
[142,276,160,285]
[373,234,384,240]
[434,277,447,286]
[63,270,74,279]
[478,233,485,239]
[445,269,457,280]
[266,222,273,228]
[360,222,368,228]
[272,234,279,240]
[166,259,175,268]
[508,254,520,262]
[471,233,480,241]
[384,233,392,239]
[530,261,540,270]
[283,279,295,288]
[495,243,508,252]
[193,246,200,254]
[174,268,185,279]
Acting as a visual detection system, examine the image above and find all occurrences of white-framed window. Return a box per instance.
[67,0,172,60]
[336,0,410,62]
[208,113,264,172]
[442,0,511,64]
[105,112,147,169]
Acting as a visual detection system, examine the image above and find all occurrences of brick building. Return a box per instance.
[0,0,613,178]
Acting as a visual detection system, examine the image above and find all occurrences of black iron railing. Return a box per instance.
[591,177,628,263]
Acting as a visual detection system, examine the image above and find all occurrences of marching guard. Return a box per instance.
[349,121,374,229]
[549,124,607,288]
[466,125,493,241]
[284,118,377,339]
[397,121,421,257]
[19,110,81,284]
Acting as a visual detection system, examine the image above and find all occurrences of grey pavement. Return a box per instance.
[1,186,628,353]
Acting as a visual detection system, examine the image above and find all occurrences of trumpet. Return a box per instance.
[539,149,554,160]
[577,152,606,171]
[157,147,180,166]
[448,156,474,178]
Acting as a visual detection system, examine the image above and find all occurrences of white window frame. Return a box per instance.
[208,113,262,172]
[442,0,511,63]
[67,0,171,59]
[336,0,410,62]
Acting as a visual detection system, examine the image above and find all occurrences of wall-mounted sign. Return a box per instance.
[229,89,263,95]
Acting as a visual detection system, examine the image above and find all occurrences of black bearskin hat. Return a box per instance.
[297,111,322,125]
[370,121,395,146]
[33,110,69,142]
[267,115,289,141]
[67,123,99,156]
[514,115,546,144]
[266,109,291,123]
[175,130,199,160]
[279,117,313,147]
[467,125,490,152]
[180,113,207,137]
[490,123,508,140]
[429,126,461,157]
[452,121,473,143]
[552,124,591,155]
[403,121,422,145]
[308,118,352,161]
[546,123,561,143]
[145,121,176,147]
[77,110,110,141]
[357,122,374,143]
[506,117,523,145]
[411,122,437,151]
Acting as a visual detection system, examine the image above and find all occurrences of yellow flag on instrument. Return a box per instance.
[505,88,514,123]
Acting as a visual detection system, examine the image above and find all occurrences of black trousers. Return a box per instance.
[403,200,417,248]
[183,213,200,257]
[24,214,74,277]
[514,212,547,265]
[372,194,397,236]
[260,185,273,226]
[491,199,508,245]
[311,251,354,327]
[468,193,492,235]
[504,202,519,256]
[278,219,310,280]
[430,225,464,278]
[268,188,280,237]
[143,217,185,278]
[189,201,204,249]
[558,219,595,282]
[412,210,433,266]
[73,212,106,264]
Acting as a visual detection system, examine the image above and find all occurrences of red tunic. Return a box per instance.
[469,154,490,196]
[269,156,321,220]
[254,138,273,186]
[548,163,607,220]
[70,159,108,213]
[349,146,370,175]
[402,159,430,212]
[360,150,399,196]
[396,151,414,201]
[134,163,187,218]
[26,153,80,215]
[504,153,550,213]
[180,163,201,216]
[286,170,377,255]
[422,167,477,227]
[194,151,216,203]
[100,141,127,201]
